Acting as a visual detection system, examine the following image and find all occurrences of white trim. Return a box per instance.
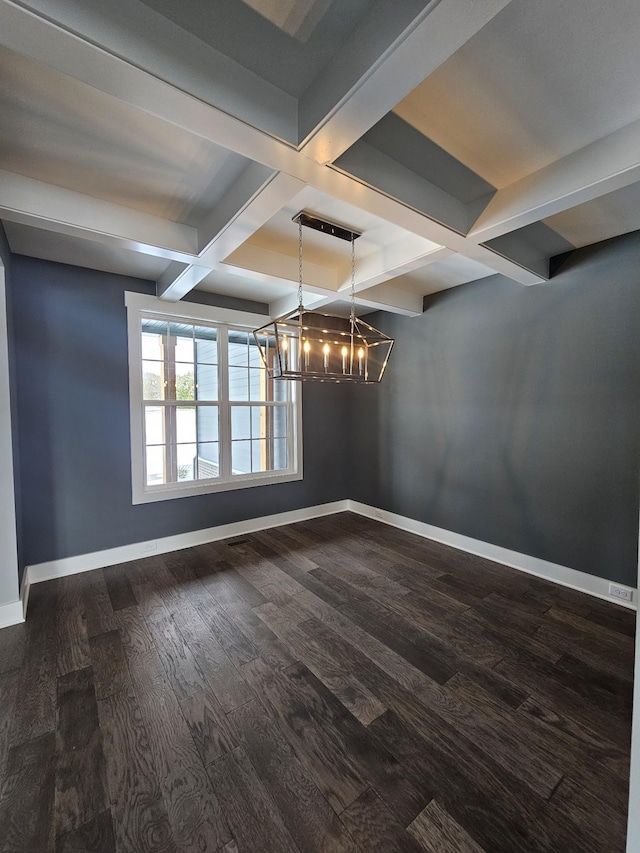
[23,501,348,586]
[347,501,637,610]
[20,500,637,617]
[0,598,24,629]
[0,248,21,614]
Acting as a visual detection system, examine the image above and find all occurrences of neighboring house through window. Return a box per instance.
[126,292,302,504]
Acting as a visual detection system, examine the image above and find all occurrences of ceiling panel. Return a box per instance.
[0,46,249,225]
[544,182,640,250]
[394,0,640,188]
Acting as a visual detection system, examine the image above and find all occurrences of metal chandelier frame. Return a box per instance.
[253,211,394,384]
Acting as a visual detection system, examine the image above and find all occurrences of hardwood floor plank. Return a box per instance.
[98,687,176,853]
[517,695,630,782]
[444,673,564,798]
[206,747,299,853]
[0,670,19,782]
[255,600,386,725]
[222,601,297,671]
[0,623,26,675]
[56,810,116,853]
[194,598,259,668]
[9,582,59,748]
[252,527,319,571]
[228,698,359,853]
[240,656,368,813]
[56,574,91,677]
[407,799,487,853]
[369,708,599,853]
[126,648,232,850]
[82,571,118,639]
[170,607,255,713]
[89,629,130,700]
[0,732,56,853]
[103,565,137,612]
[115,606,156,656]
[146,614,207,701]
[495,656,632,750]
[54,667,109,836]
[340,788,425,853]
[284,661,430,826]
[585,605,636,638]
[549,775,628,852]
[179,689,238,766]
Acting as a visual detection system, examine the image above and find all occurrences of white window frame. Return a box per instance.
[125,292,302,504]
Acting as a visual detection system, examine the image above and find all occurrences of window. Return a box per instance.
[126,292,301,503]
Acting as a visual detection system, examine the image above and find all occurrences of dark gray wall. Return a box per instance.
[9,256,350,569]
[350,232,640,586]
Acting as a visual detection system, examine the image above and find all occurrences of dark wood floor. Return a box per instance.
[0,513,635,852]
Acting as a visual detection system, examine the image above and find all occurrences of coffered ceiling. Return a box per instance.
[1,0,639,317]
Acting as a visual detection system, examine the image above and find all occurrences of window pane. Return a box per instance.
[197,443,219,479]
[232,440,252,474]
[251,406,264,438]
[273,406,287,438]
[232,407,251,440]
[195,327,218,364]
[142,361,164,400]
[252,439,266,472]
[273,437,288,470]
[174,335,194,364]
[197,406,218,442]
[176,444,196,481]
[146,445,166,485]
[229,331,249,366]
[144,406,165,445]
[195,363,218,401]
[175,363,195,401]
[248,339,263,367]
[176,407,196,444]
[229,367,249,401]
[249,368,266,401]
[141,320,166,360]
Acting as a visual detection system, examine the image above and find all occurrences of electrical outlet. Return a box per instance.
[609,583,633,603]
[142,540,157,554]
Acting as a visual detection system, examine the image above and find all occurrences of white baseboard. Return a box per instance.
[23,500,349,588]
[19,498,636,619]
[0,598,24,629]
[348,501,637,611]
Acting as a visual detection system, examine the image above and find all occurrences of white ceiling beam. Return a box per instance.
[157,263,210,302]
[157,168,306,302]
[300,0,515,164]
[0,170,199,262]
[340,241,452,294]
[469,119,640,242]
[316,166,546,285]
[352,284,423,316]
[198,170,306,265]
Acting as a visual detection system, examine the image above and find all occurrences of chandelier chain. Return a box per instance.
[297,220,304,311]
[350,233,356,325]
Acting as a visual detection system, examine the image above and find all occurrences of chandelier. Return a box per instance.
[253,212,394,383]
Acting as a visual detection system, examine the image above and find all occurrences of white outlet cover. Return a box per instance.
[609,583,633,602]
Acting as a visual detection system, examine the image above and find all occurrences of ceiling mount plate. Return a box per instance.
[293,211,361,242]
